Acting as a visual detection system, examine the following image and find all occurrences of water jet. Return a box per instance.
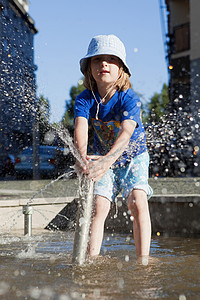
[72,175,94,265]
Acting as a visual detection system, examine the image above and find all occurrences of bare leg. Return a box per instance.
[128,189,151,257]
[89,195,111,256]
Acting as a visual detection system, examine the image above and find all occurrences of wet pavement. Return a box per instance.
[0,231,200,299]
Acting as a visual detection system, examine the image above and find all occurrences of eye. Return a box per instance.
[91,56,100,62]
[110,56,117,61]
[108,56,119,64]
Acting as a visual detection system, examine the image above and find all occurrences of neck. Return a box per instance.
[97,82,117,103]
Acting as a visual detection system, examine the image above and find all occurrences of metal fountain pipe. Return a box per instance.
[22,205,33,236]
[72,174,94,265]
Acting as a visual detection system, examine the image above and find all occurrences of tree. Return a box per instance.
[62,79,85,130]
[38,95,51,143]
[146,83,169,123]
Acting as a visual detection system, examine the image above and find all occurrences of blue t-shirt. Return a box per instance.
[74,88,147,166]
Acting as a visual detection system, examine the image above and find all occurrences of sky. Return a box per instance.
[28,0,168,123]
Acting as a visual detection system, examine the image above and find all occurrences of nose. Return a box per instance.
[101,58,108,66]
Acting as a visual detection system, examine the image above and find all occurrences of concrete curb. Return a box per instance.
[0,178,200,235]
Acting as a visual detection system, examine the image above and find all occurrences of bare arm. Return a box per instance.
[74,116,88,170]
[87,119,137,181]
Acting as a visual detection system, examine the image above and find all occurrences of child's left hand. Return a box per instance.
[86,155,112,181]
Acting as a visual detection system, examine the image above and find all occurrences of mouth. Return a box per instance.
[100,70,109,74]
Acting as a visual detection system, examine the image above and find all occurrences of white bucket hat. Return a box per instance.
[80,34,131,76]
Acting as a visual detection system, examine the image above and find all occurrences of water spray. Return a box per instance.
[72,175,94,265]
[54,126,95,264]
[22,205,33,236]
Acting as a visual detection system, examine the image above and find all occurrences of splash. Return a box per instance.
[144,110,200,177]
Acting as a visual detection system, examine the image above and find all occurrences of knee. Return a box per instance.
[128,197,136,216]
[128,190,148,218]
[93,196,111,220]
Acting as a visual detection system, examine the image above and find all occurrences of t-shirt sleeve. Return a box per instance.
[74,90,90,120]
[121,92,142,126]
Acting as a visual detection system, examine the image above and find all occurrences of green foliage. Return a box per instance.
[62,79,85,129]
[51,122,60,130]
[134,91,148,123]
[146,83,169,123]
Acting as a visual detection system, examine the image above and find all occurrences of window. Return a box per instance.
[174,23,190,53]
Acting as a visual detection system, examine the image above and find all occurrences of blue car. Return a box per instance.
[15,145,74,179]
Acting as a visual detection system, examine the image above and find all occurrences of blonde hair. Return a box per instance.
[83,60,132,92]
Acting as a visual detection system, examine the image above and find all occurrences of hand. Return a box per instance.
[75,156,89,175]
[86,155,113,181]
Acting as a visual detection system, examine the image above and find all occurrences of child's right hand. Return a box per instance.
[75,156,89,175]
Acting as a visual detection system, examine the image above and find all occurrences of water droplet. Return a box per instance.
[141,256,149,266]
[179,294,186,300]
[14,270,20,276]
[118,200,122,207]
[78,79,83,85]
[125,255,129,262]
[162,188,167,194]
[79,217,85,226]
[117,262,123,270]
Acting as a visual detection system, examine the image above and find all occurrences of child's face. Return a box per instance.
[90,55,121,87]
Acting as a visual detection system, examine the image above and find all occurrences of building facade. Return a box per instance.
[164,0,200,112]
[161,0,200,176]
[0,0,37,155]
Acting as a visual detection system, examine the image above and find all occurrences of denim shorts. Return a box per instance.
[94,151,153,202]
